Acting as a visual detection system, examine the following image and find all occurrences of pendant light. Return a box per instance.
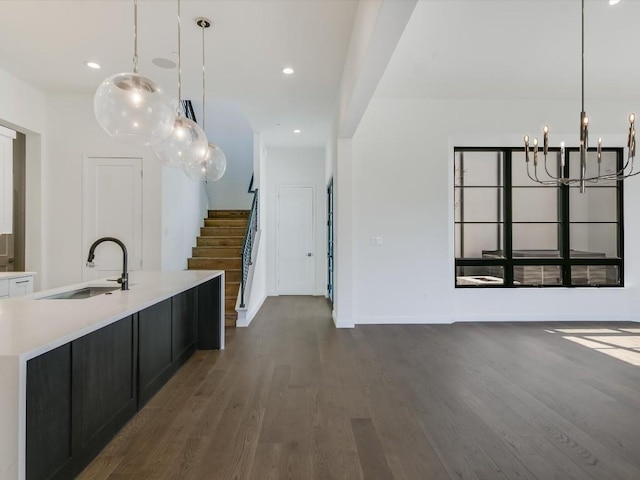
[94,0,175,146]
[184,18,227,182]
[154,0,209,167]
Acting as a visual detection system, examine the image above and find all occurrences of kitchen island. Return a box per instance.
[0,270,224,480]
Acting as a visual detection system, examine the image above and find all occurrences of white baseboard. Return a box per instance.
[236,293,267,328]
[354,313,637,325]
[355,315,452,325]
[332,310,354,328]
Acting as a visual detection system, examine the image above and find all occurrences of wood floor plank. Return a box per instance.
[350,418,394,480]
[80,298,640,480]
[248,443,283,480]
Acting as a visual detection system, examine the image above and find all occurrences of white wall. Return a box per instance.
[193,100,254,210]
[161,167,208,271]
[334,139,354,327]
[266,147,327,296]
[0,67,46,135]
[345,96,640,324]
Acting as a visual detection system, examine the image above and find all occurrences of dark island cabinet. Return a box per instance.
[25,344,73,480]
[71,316,138,473]
[197,276,222,349]
[25,276,222,480]
[138,299,173,408]
[26,316,137,480]
[172,287,197,364]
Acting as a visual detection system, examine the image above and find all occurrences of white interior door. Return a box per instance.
[277,186,315,294]
[83,157,143,281]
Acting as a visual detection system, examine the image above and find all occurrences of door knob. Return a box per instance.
[307,253,314,257]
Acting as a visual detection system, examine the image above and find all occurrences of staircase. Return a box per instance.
[188,210,249,327]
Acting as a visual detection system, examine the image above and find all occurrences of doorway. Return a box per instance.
[83,156,143,281]
[327,178,334,304]
[276,185,315,294]
[0,129,25,272]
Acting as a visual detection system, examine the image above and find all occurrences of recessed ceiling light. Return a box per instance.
[152,57,177,69]
[293,129,301,134]
[282,67,294,75]
[609,0,621,5]
[85,61,101,70]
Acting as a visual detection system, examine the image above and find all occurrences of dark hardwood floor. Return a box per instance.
[78,297,640,479]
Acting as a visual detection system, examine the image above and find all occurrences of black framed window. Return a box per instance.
[454,147,623,288]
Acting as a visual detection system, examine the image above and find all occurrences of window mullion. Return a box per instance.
[503,149,513,287]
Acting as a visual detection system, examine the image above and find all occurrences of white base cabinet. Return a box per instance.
[0,273,35,299]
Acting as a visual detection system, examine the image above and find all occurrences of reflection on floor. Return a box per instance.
[548,327,640,366]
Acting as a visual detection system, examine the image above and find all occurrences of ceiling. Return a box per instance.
[0,0,358,147]
[377,0,640,102]
[6,0,635,148]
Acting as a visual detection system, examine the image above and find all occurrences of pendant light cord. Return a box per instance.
[581,0,585,113]
[133,0,138,74]
[177,0,182,105]
[202,22,206,129]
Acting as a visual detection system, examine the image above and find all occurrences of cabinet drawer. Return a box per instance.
[0,279,8,297]
[9,276,34,297]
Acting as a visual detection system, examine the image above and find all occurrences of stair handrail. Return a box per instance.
[240,189,258,308]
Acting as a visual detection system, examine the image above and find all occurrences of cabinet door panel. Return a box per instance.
[26,344,72,480]
[138,299,173,407]
[172,288,196,364]
[73,316,136,453]
[197,277,222,350]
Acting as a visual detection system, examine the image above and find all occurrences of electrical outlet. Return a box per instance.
[370,236,383,246]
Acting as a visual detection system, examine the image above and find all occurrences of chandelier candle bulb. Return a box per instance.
[533,138,539,166]
[524,135,530,162]
[543,125,549,156]
[597,138,602,162]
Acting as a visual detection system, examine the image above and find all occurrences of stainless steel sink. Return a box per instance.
[38,286,121,300]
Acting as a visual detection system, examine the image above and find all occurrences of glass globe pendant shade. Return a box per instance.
[183,143,227,181]
[153,116,209,167]
[183,159,207,181]
[94,72,176,146]
[204,143,227,181]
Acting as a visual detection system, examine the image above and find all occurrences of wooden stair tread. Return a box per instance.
[208,210,250,218]
[204,219,248,227]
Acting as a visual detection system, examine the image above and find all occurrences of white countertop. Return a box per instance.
[0,270,223,360]
[0,272,36,280]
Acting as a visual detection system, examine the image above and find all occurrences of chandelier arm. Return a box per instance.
[592,154,634,181]
[543,154,562,181]
[527,162,557,186]
[527,162,545,184]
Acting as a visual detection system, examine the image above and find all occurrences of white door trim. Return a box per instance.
[0,126,16,140]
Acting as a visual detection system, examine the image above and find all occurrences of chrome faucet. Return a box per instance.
[86,237,129,290]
